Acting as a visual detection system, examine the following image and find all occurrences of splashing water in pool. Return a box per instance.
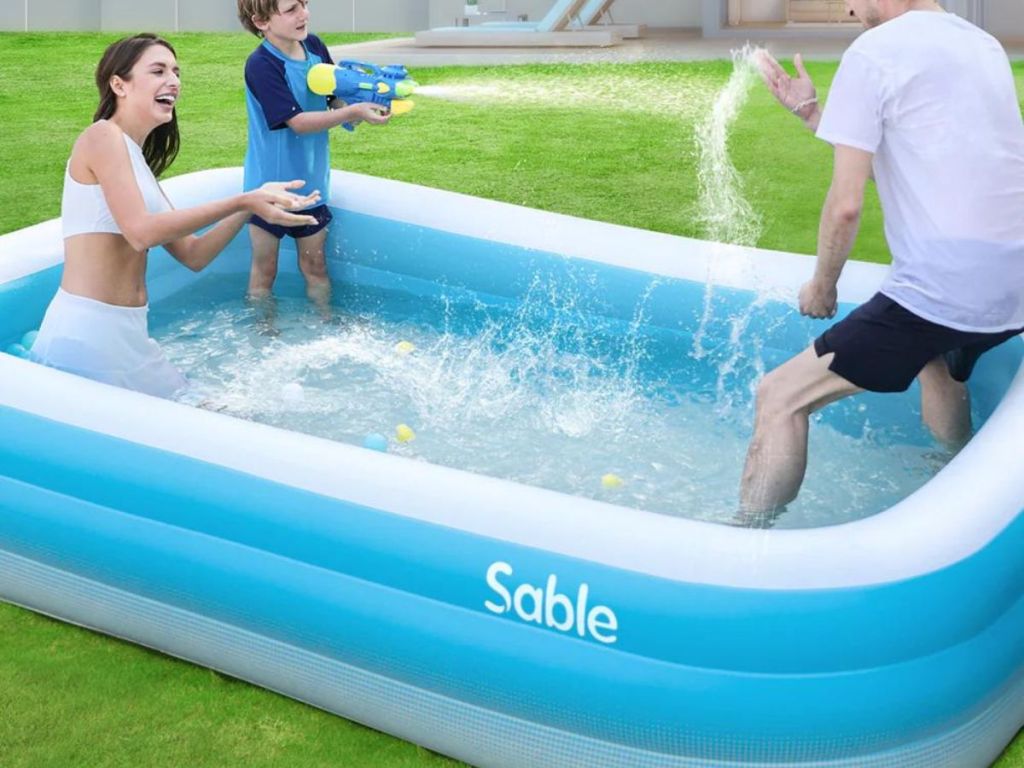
[690,45,769,380]
[157,273,945,529]
[694,44,765,248]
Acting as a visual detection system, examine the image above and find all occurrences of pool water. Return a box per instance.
[153,270,949,529]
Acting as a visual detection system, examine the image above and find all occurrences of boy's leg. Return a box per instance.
[917,356,971,448]
[296,228,331,310]
[739,345,862,516]
[248,224,281,299]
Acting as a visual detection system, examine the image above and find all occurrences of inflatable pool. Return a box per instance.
[1,168,1023,767]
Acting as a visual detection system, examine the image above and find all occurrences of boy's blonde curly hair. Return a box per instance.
[237,0,279,37]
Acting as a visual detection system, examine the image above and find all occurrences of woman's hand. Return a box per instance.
[245,181,321,226]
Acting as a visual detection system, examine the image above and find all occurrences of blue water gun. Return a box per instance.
[307,60,418,132]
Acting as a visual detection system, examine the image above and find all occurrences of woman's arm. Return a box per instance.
[161,182,319,272]
[161,210,249,272]
[82,121,318,253]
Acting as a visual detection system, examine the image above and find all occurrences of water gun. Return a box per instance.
[307,60,418,132]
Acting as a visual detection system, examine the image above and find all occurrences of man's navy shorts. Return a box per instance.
[814,293,1024,393]
[250,204,332,240]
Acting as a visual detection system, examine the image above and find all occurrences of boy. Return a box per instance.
[237,0,388,310]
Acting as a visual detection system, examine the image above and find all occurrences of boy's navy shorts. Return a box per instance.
[814,293,1024,393]
[250,204,332,240]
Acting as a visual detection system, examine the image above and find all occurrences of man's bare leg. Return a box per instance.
[917,356,972,448]
[739,346,863,519]
[296,228,331,316]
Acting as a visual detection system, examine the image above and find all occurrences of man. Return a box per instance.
[740,0,1024,521]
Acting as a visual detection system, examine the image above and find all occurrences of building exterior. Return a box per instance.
[1,0,1021,39]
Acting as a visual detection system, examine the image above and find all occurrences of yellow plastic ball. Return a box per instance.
[396,423,416,443]
[395,340,416,355]
[601,473,624,489]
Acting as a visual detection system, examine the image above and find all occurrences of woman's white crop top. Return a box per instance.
[62,133,171,239]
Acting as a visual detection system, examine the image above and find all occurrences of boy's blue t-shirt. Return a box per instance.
[243,34,333,207]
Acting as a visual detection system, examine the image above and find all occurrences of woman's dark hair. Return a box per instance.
[93,34,180,177]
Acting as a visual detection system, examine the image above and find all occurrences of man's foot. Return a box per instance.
[729,506,787,529]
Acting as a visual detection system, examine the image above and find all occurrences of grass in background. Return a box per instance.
[0,32,1022,768]
[0,34,881,258]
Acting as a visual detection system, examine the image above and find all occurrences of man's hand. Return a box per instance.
[756,51,820,128]
[798,279,838,319]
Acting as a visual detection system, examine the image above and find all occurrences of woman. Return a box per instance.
[31,33,320,398]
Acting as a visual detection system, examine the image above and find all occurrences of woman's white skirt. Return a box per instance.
[30,288,187,399]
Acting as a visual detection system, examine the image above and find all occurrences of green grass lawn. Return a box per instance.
[1,32,1022,768]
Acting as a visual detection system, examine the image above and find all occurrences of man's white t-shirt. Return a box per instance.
[816,11,1024,332]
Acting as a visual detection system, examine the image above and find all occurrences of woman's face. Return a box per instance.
[116,44,180,125]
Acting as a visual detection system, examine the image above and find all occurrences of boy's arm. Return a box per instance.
[246,51,305,131]
[246,40,389,135]
[286,102,390,134]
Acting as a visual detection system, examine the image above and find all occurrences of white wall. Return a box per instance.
[429,0,474,27]
[17,0,101,30]
[355,0,428,32]
[4,0,427,32]
[985,0,1024,40]
[428,0,701,29]
[735,0,785,24]
[178,0,240,32]
[101,0,174,31]
[586,0,701,26]
[9,0,1018,37]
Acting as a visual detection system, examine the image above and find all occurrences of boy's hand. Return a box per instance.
[345,102,391,127]
[245,181,321,226]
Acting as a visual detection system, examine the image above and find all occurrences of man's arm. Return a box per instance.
[799,144,874,319]
[757,52,821,131]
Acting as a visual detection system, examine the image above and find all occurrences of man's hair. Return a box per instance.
[237,0,279,37]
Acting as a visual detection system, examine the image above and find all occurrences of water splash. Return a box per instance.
[158,274,945,528]
[689,46,768,377]
[694,45,765,247]
[415,69,717,121]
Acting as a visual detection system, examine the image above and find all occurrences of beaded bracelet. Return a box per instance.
[791,97,819,114]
